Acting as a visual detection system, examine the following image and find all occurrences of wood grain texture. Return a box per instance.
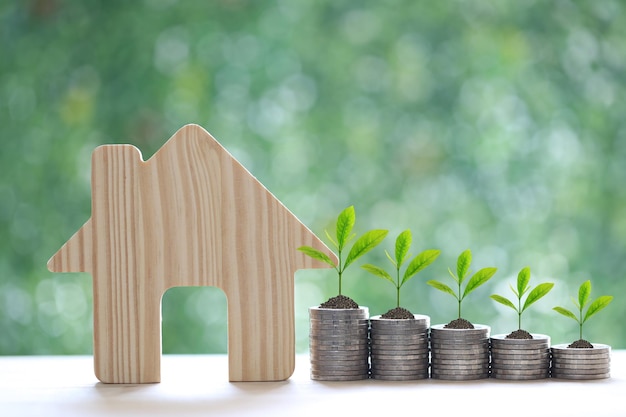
[47,124,336,383]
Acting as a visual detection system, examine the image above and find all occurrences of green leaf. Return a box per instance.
[395,229,412,267]
[402,249,441,285]
[509,283,519,298]
[490,294,517,312]
[517,267,531,298]
[522,282,554,312]
[553,306,579,322]
[297,246,337,268]
[578,280,591,309]
[324,229,338,249]
[583,295,613,323]
[462,267,497,299]
[362,264,394,285]
[336,206,355,251]
[447,267,459,284]
[457,249,472,282]
[343,229,388,270]
[384,250,396,267]
[427,280,458,299]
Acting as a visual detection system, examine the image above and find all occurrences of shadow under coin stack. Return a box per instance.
[369,315,430,380]
[550,344,611,380]
[489,334,551,380]
[308,307,370,381]
[429,324,490,380]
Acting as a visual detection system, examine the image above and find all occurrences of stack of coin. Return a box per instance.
[430,324,490,380]
[369,314,430,381]
[309,307,370,381]
[551,343,611,380]
[490,334,551,380]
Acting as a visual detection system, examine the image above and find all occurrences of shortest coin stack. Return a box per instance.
[550,344,611,380]
[430,324,490,380]
[369,314,430,381]
[309,307,370,381]
[490,334,551,380]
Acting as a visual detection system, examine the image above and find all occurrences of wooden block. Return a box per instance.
[47,124,335,383]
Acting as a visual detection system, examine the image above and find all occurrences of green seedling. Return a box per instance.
[361,229,440,308]
[426,249,497,319]
[297,205,388,296]
[490,266,554,331]
[553,280,613,341]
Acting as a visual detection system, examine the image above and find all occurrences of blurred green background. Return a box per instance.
[2,0,625,356]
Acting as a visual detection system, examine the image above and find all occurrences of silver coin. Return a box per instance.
[490,341,550,349]
[310,345,369,352]
[371,347,430,354]
[310,366,370,375]
[371,313,429,321]
[491,372,549,380]
[310,306,368,315]
[429,332,489,343]
[431,368,489,375]
[371,369,430,378]
[311,362,369,373]
[310,321,369,329]
[491,360,551,369]
[490,334,550,343]
[372,372,429,381]
[371,330,429,339]
[371,352,429,359]
[370,354,429,361]
[550,371,610,380]
[371,358,429,367]
[431,338,490,344]
[371,333,429,340]
[310,333,369,340]
[491,347,550,355]
[491,363,550,371]
[310,373,369,381]
[431,372,488,380]
[551,344,610,354]
[430,323,490,334]
[372,360,429,368]
[554,358,611,365]
[309,320,369,328]
[491,354,551,362]
[430,351,488,359]
[552,362,610,373]
[371,360,429,369]
[430,347,489,356]
[309,336,368,343]
[551,367,611,375]
[371,363,430,372]
[432,364,490,371]
[370,342,429,350]
[491,366,550,375]
[311,327,369,335]
[431,356,489,364]
[310,355,368,363]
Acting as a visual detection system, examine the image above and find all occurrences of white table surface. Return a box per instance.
[1,352,624,417]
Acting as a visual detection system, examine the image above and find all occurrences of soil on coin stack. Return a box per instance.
[444,317,474,329]
[381,306,414,319]
[319,294,359,309]
[568,339,594,348]
[506,329,533,339]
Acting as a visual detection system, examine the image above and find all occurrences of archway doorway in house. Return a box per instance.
[161,286,228,355]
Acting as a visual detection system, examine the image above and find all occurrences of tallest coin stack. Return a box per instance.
[308,306,370,381]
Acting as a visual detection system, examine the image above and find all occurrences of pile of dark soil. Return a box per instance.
[319,294,359,309]
[506,329,533,339]
[381,307,414,319]
[568,339,594,348]
[444,317,474,329]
